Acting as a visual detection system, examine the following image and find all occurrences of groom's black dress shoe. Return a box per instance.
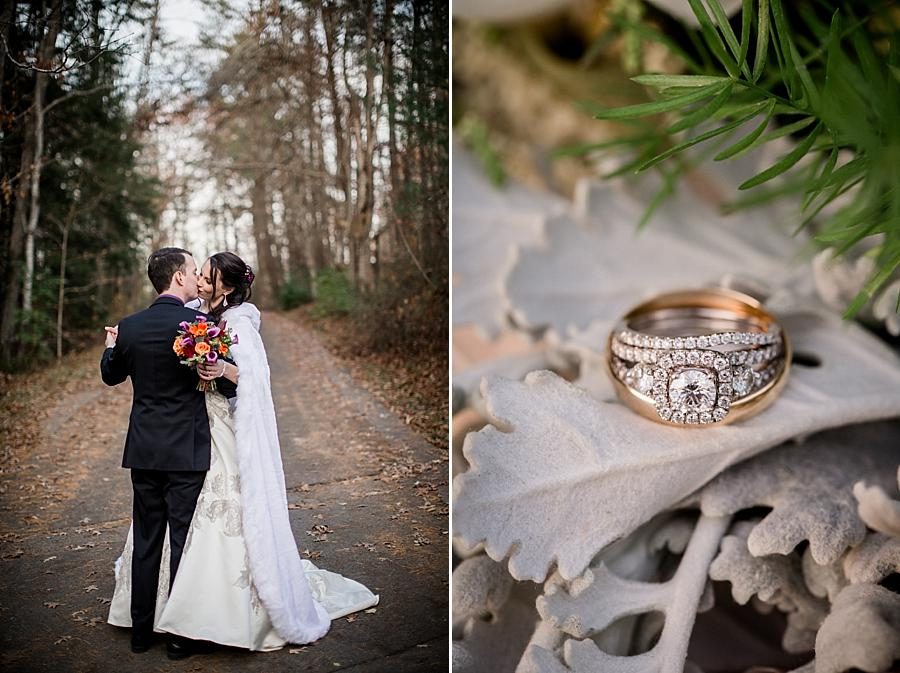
[166,636,194,660]
[131,631,154,653]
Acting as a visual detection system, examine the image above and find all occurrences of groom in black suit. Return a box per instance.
[100,248,236,659]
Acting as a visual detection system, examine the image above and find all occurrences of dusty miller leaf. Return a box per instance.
[842,533,900,586]
[452,148,561,337]
[454,321,900,583]
[452,556,541,673]
[801,548,847,604]
[699,423,900,564]
[853,468,900,537]
[710,520,828,653]
[522,515,729,673]
[798,584,900,673]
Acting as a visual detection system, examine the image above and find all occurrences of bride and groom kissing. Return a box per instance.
[100,247,378,659]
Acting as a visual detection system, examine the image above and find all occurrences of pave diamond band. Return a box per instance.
[606,288,790,427]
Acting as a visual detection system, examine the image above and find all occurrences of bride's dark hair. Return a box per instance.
[207,251,254,320]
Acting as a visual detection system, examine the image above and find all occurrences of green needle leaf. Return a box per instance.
[738,121,823,189]
[637,171,677,230]
[770,0,800,101]
[752,0,769,82]
[687,0,740,77]
[714,98,776,160]
[707,0,752,78]
[630,74,731,90]
[593,84,726,120]
[667,83,734,133]
[844,248,900,319]
[738,0,752,73]
[638,103,769,171]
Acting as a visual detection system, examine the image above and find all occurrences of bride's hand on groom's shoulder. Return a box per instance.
[104,325,118,348]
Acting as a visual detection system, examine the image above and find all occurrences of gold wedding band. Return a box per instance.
[606,288,790,426]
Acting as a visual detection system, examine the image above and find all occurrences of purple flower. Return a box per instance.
[196,315,207,322]
[205,351,218,363]
[179,321,191,330]
[181,336,194,346]
[206,326,221,338]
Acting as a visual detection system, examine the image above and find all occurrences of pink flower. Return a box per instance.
[205,351,218,363]
[206,326,221,338]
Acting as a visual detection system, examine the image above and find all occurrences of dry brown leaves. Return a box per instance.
[287,307,447,450]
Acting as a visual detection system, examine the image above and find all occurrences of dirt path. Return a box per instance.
[0,311,448,672]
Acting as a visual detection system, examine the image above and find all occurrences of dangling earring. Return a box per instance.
[222,293,228,308]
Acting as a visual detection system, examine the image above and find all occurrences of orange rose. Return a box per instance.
[218,343,229,355]
[195,341,211,356]
[173,341,184,355]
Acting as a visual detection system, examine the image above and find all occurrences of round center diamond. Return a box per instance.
[668,368,717,412]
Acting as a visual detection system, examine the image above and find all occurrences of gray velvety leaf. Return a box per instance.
[522,515,729,673]
[699,423,900,564]
[842,533,900,586]
[854,469,900,537]
[709,521,828,653]
[801,584,900,673]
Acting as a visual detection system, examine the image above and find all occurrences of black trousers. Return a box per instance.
[130,468,205,635]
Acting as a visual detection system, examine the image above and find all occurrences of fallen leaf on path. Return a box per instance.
[43,602,62,608]
[83,585,98,593]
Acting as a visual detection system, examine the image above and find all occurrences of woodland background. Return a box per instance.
[0,0,449,371]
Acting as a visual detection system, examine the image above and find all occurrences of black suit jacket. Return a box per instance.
[100,296,237,471]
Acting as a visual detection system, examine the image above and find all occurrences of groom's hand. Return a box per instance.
[104,325,118,348]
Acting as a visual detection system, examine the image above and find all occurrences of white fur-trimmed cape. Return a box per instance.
[225,303,331,643]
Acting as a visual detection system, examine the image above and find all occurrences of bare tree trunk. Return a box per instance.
[382,0,399,267]
[357,0,377,289]
[322,6,350,208]
[0,1,14,192]
[250,173,282,307]
[23,2,63,312]
[56,217,69,360]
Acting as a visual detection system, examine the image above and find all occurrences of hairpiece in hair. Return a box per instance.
[244,265,255,286]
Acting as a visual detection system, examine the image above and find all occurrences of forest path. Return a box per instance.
[0,311,448,673]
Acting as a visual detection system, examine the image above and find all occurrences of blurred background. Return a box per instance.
[0,0,448,388]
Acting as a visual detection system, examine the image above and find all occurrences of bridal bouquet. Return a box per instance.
[172,316,237,392]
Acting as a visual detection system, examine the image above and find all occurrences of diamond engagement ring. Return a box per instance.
[606,288,790,426]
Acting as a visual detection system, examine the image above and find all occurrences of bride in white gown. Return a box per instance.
[108,252,378,651]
